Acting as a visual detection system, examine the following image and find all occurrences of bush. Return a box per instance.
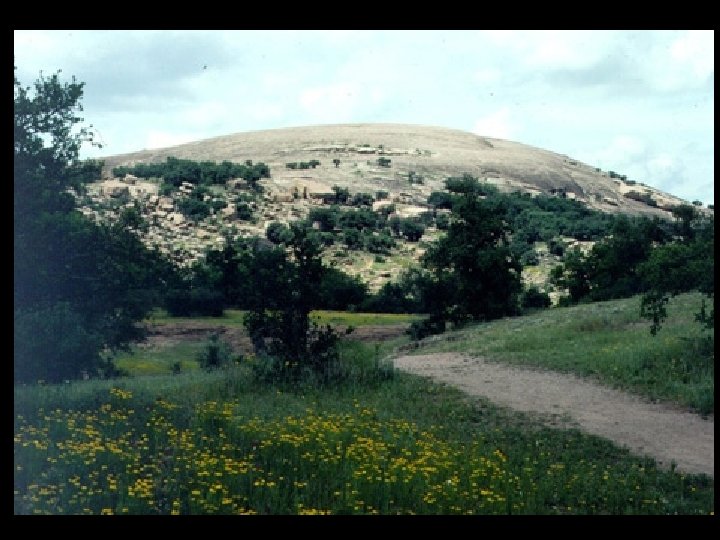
[236,203,254,221]
[548,238,565,257]
[14,303,107,383]
[520,249,539,267]
[196,334,233,370]
[178,197,211,221]
[521,286,552,310]
[407,317,446,341]
[266,222,293,245]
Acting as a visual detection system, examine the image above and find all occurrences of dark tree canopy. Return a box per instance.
[14,67,177,383]
[419,176,522,331]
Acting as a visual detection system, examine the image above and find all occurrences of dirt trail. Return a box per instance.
[393,353,714,477]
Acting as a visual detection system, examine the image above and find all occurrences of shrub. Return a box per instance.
[407,317,446,341]
[14,303,107,383]
[521,286,552,310]
[196,333,233,370]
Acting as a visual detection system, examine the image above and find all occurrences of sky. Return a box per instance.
[14,30,714,205]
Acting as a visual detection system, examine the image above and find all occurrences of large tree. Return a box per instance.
[418,176,522,333]
[14,68,175,383]
[241,224,348,382]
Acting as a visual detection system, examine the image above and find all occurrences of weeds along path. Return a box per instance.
[392,353,714,477]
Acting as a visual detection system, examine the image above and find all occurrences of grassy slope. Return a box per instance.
[410,292,714,414]
[14,294,715,514]
[14,355,714,515]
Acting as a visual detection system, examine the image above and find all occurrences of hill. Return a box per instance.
[79,124,702,291]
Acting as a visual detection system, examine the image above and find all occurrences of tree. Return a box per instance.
[639,212,714,335]
[266,221,293,245]
[243,224,348,382]
[419,176,522,332]
[400,219,425,242]
[332,185,350,205]
[14,67,176,383]
[427,191,454,210]
[549,216,667,304]
[333,159,340,168]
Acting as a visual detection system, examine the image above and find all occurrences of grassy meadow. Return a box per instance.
[413,292,714,414]
[14,297,714,515]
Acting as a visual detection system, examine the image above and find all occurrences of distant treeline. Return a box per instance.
[112,157,270,187]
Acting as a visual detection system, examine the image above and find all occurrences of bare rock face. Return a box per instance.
[100,123,690,218]
[86,124,707,291]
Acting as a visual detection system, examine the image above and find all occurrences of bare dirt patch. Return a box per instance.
[143,322,408,356]
[393,353,714,477]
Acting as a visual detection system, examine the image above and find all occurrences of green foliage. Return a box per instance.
[435,212,450,230]
[114,157,270,188]
[639,209,714,335]
[196,333,234,371]
[317,267,369,310]
[550,216,668,304]
[266,221,293,245]
[14,302,108,383]
[359,269,427,314]
[331,185,350,204]
[118,204,148,232]
[242,224,349,383]
[364,232,396,254]
[15,64,177,387]
[342,228,364,250]
[339,207,378,231]
[427,191,454,209]
[521,286,551,310]
[399,219,425,242]
[421,176,522,329]
[177,197,211,221]
[308,206,340,232]
[235,202,254,221]
[350,192,375,207]
[547,237,565,257]
[286,160,320,170]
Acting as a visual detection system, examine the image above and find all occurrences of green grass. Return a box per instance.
[145,308,247,325]
[114,342,205,376]
[413,292,714,414]
[311,311,421,327]
[14,296,715,514]
[14,351,713,515]
[146,309,420,328]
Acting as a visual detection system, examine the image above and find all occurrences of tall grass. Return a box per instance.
[14,340,714,515]
[414,293,714,413]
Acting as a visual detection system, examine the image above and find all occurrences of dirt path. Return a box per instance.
[143,322,409,357]
[393,353,714,477]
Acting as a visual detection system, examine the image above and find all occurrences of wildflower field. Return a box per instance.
[15,345,714,515]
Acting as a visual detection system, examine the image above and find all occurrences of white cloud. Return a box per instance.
[670,30,714,81]
[641,30,714,92]
[299,83,362,123]
[473,68,501,85]
[472,108,517,140]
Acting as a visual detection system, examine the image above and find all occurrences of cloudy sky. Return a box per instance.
[14,30,714,204]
